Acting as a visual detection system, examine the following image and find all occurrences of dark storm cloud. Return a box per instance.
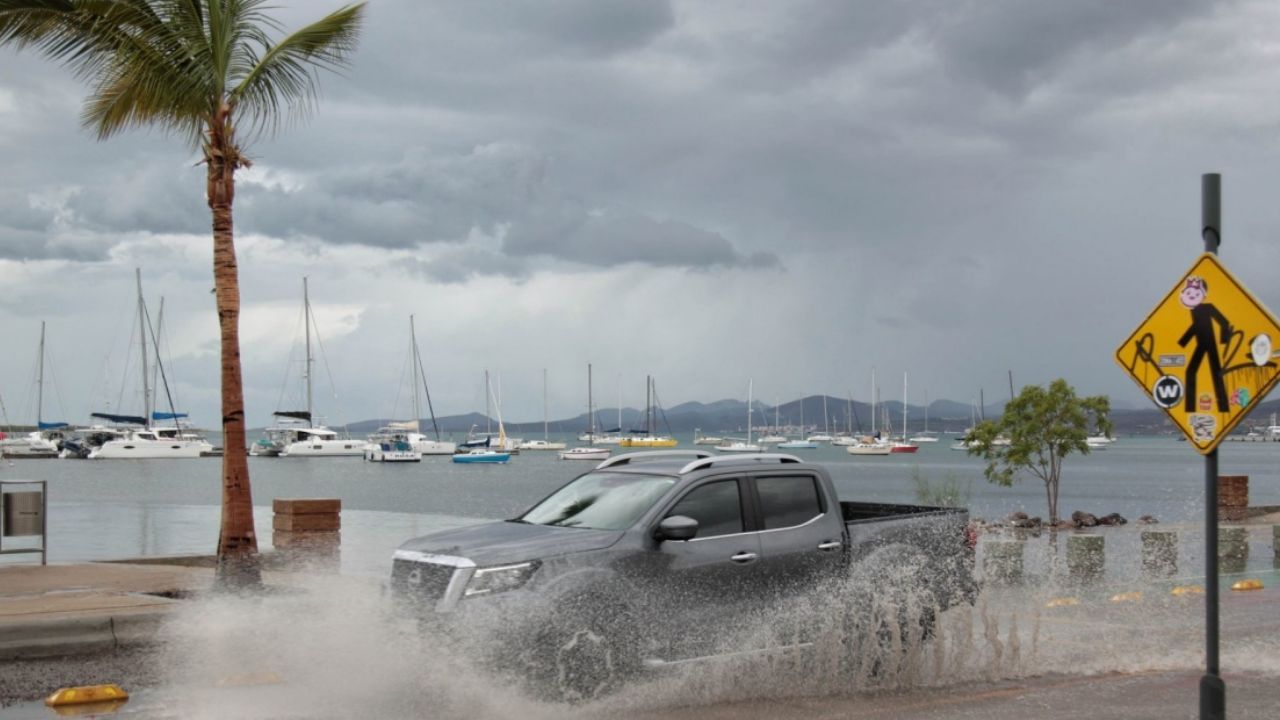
[432,0,675,57]
[504,207,779,269]
[930,0,1213,97]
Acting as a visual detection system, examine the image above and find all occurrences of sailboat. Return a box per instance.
[778,395,817,449]
[89,271,213,459]
[806,394,833,442]
[847,369,891,456]
[561,364,610,460]
[756,398,786,444]
[520,369,567,450]
[889,372,919,453]
[693,428,725,445]
[910,387,940,443]
[267,278,363,457]
[716,380,762,452]
[619,376,678,447]
[454,375,511,463]
[0,322,67,458]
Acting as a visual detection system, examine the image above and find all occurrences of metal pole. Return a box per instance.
[1200,172,1224,720]
[41,480,47,566]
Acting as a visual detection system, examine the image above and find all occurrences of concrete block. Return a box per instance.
[1141,530,1178,577]
[982,540,1024,585]
[1067,534,1105,581]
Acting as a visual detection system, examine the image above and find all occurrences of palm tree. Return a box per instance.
[0,0,365,585]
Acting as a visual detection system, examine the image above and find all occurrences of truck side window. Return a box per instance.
[666,480,743,538]
[756,475,822,530]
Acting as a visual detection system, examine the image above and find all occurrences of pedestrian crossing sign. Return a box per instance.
[1116,253,1280,454]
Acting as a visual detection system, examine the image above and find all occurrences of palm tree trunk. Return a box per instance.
[208,110,260,587]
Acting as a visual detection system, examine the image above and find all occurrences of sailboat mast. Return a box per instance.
[870,368,876,437]
[924,389,929,434]
[485,369,492,435]
[747,379,753,445]
[646,375,653,436]
[903,372,908,440]
[588,363,595,444]
[36,320,45,428]
[303,277,314,428]
[822,394,829,435]
[411,316,422,428]
[136,269,151,426]
[543,368,549,441]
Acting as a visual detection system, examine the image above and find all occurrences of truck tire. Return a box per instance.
[528,598,639,703]
[850,544,939,678]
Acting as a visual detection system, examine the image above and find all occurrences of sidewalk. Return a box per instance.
[0,561,213,660]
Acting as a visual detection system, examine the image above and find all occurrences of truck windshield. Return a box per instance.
[519,472,676,531]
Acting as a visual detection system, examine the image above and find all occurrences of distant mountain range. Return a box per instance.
[328,394,1274,438]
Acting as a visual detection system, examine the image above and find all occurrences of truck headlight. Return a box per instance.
[464,561,538,597]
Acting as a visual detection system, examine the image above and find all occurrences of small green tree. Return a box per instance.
[966,379,1110,525]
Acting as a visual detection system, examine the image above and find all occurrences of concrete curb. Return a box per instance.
[0,610,168,661]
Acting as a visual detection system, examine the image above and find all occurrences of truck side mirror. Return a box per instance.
[656,515,699,541]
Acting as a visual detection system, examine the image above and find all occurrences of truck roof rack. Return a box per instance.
[678,453,804,475]
[596,450,714,469]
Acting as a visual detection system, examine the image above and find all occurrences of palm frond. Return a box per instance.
[230,2,364,141]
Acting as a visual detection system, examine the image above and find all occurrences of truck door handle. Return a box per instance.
[730,552,759,563]
[817,541,842,551]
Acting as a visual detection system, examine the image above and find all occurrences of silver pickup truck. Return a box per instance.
[391,451,977,699]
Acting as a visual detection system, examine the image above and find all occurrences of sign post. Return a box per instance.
[1115,174,1280,719]
[1200,173,1224,720]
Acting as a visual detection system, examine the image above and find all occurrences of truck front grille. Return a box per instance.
[391,559,456,602]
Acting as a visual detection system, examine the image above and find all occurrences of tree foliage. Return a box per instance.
[966,379,1111,524]
[1,0,365,585]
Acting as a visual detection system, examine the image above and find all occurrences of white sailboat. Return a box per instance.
[619,376,677,447]
[778,394,817,449]
[806,394,833,442]
[520,369,567,450]
[561,364,610,461]
[756,398,787,443]
[90,273,214,459]
[0,322,67,458]
[889,372,919,453]
[272,278,363,457]
[716,380,762,453]
[910,387,940,443]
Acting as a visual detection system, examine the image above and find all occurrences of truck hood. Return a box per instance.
[397,520,624,567]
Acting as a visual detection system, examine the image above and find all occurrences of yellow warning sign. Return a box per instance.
[1116,253,1280,454]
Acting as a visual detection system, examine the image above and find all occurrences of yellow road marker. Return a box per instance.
[45,684,128,707]
[1045,597,1081,608]
[1171,585,1205,596]
[1231,578,1264,591]
[1110,591,1143,603]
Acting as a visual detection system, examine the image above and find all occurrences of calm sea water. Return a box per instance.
[3,434,1278,575]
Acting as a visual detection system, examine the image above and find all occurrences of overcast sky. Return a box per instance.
[4,0,1280,428]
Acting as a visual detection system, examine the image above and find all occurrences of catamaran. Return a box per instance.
[89,273,213,459]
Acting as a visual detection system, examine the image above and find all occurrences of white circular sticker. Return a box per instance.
[1251,333,1272,367]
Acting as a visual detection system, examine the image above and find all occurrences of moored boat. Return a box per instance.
[452,448,511,464]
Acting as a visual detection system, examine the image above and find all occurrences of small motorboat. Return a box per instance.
[452,449,511,464]
[558,446,611,461]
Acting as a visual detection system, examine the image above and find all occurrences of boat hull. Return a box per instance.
[776,441,817,449]
[558,448,611,461]
[846,444,891,456]
[619,437,678,448]
[890,444,919,454]
[452,451,511,464]
[280,439,365,457]
[89,439,212,459]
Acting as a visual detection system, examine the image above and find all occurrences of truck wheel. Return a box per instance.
[530,600,638,703]
[851,545,939,678]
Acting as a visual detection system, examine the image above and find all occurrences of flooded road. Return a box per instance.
[2,568,1277,719]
